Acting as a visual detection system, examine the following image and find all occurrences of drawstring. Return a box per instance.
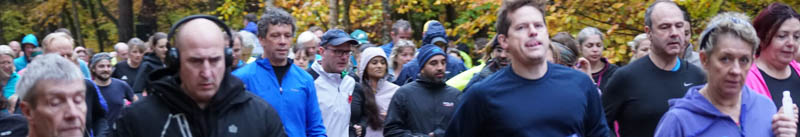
[161,113,194,137]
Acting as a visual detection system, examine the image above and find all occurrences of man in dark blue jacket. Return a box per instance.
[445,0,610,137]
[393,20,467,86]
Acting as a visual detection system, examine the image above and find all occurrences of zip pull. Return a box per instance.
[280,87,283,94]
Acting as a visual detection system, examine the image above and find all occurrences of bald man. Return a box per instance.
[8,41,21,58]
[111,16,286,137]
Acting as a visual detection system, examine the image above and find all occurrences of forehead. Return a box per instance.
[267,24,293,33]
[778,18,800,32]
[713,34,753,55]
[651,3,684,25]
[48,38,74,51]
[509,6,545,25]
[426,55,446,63]
[33,79,85,99]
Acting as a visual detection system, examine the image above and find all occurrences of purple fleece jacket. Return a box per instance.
[654,85,776,137]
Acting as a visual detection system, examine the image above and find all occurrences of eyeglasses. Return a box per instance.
[325,48,352,56]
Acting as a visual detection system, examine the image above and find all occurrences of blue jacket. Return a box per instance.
[380,42,394,58]
[243,22,258,35]
[13,56,28,72]
[2,73,18,99]
[233,58,327,137]
[654,85,776,137]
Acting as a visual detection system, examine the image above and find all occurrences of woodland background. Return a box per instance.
[1,0,798,64]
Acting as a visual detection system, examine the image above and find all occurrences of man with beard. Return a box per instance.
[383,45,461,137]
[89,53,135,126]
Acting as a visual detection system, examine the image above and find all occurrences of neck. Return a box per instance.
[129,62,140,68]
[590,59,605,73]
[368,78,379,91]
[510,59,548,80]
[265,54,287,67]
[93,77,111,86]
[757,57,791,78]
[700,85,742,117]
[180,83,209,109]
[649,52,678,71]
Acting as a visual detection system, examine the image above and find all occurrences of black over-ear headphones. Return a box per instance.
[166,14,234,71]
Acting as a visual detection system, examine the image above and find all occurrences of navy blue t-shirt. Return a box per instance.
[97,78,135,125]
[446,63,610,137]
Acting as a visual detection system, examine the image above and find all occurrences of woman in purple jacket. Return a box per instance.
[654,12,798,137]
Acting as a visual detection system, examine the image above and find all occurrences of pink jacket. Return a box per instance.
[746,60,800,99]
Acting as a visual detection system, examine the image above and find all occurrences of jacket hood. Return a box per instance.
[357,47,388,79]
[422,21,447,45]
[669,84,761,123]
[142,53,164,66]
[147,68,249,115]
[21,34,38,47]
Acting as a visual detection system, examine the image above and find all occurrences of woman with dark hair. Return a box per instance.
[351,47,399,137]
[746,2,800,108]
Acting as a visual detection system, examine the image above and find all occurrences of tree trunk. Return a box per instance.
[138,0,157,38]
[97,0,118,26]
[86,0,108,51]
[342,0,352,32]
[328,0,338,30]
[381,0,391,44]
[118,0,134,42]
[70,0,85,47]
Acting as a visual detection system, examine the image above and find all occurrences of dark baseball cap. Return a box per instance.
[320,29,358,47]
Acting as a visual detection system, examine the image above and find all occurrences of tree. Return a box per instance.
[118,0,134,42]
[138,0,158,39]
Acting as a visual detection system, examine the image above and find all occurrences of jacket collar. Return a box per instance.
[311,61,346,82]
[148,68,249,114]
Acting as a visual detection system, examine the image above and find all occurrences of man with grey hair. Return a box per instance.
[37,32,110,137]
[112,43,129,65]
[577,27,617,87]
[601,1,706,136]
[37,32,92,78]
[380,19,413,56]
[17,53,87,137]
[8,41,21,58]
[0,46,20,100]
[111,16,286,137]
[233,7,326,137]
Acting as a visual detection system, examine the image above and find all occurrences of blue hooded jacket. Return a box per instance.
[232,58,327,137]
[14,34,38,72]
[654,85,776,137]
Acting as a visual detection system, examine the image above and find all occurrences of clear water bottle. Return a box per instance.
[783,91,793,117]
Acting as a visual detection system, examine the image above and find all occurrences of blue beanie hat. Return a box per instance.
[416,44,446,73]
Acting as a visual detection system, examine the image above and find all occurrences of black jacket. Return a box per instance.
[110,68,287,137]
[85,79,109,137]
[383,77,461,137]
[131,53,164,93]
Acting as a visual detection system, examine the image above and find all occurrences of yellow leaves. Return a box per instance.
[612,3,624,9]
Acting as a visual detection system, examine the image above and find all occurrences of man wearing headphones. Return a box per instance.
[110,16,286,137]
